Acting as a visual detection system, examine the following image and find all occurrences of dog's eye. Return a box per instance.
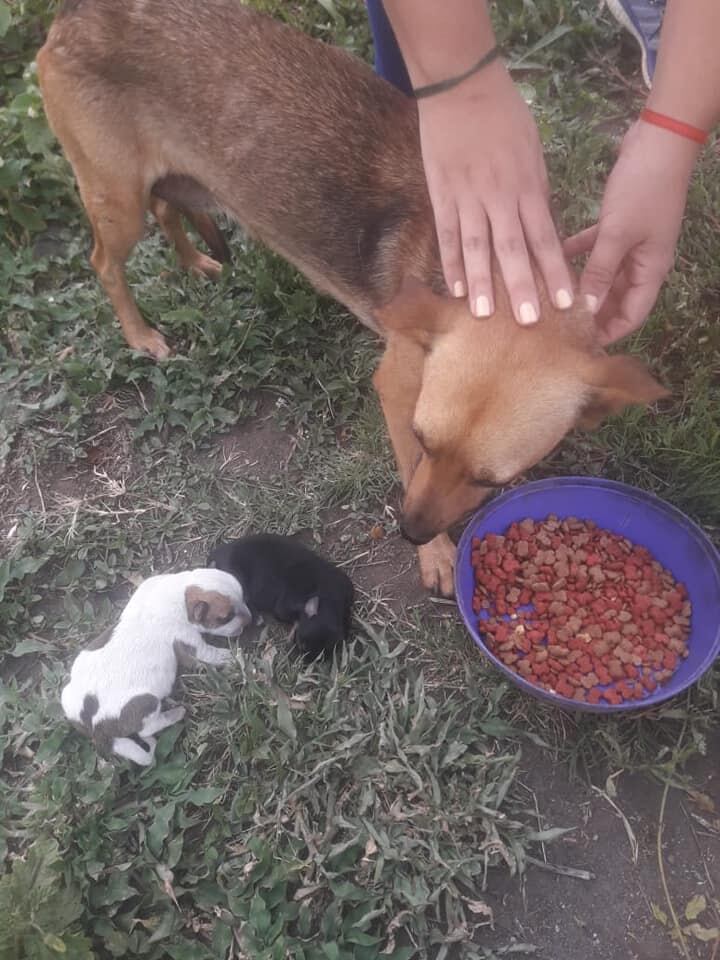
[217,612,234,626]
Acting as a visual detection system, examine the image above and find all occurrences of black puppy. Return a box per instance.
[208,535,354,660]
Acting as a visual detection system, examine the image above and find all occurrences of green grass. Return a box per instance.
[1,0,719,957]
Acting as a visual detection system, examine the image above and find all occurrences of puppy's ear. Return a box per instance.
[185,585,210,626]
[375,277,455,349]
[206,543,225,570]
[304,596,319,618]
[577,354,670,430]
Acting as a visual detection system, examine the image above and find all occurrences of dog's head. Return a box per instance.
[184,568,252,636]
[292,596,343,661]
[377,279,668,544]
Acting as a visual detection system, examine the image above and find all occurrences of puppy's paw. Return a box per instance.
[188,252,223,281]
[128,327,172,360]
[164,706,186,724]
[417,533,456,597]
[216,648,234,665]
[141,735,157,765]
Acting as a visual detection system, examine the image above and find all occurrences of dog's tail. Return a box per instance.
[185,212,232,265]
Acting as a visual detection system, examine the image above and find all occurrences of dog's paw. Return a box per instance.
[129,327,172,360]
[216,648,234,665]
[188,252,223,281]
[417,533,456,597]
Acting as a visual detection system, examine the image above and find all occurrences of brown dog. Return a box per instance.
[37,0,668,595]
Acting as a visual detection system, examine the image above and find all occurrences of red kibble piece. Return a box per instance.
[663,651,678,671]
[577,655,593,675]
[595,667,611,686]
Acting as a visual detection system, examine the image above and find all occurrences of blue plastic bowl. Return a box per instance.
[455,477,720,713]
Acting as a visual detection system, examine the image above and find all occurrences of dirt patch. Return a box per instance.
[198,394,297,480]
[347,530,425,605]
[1,396,134,539]
[481,735,720,959]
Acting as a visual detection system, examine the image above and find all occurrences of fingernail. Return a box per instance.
[453,280,466,298]
[555,288,573,310]
[518,302,538,326]
[474,294,491,318]
[584,293,599,313]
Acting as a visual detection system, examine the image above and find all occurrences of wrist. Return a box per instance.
[626,120,700,186]
[417,57,512,110]
[412,44,502,100]
[633,115,702,169]
[640,107,708,146]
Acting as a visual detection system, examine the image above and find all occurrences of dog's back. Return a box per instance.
[40,0,432,319]
[60,575,180,727]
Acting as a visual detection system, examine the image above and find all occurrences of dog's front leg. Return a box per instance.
[191,639,234,666]
[373,336,456,597]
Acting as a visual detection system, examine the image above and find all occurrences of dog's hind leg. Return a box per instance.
[112,735,157,766]
[149,197,224,281]
[140,705,186,736]
[37,59,170,359]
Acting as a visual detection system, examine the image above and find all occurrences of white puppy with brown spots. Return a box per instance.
[61,568,251,766]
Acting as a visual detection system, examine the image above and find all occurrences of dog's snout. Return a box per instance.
[400,520,435,546]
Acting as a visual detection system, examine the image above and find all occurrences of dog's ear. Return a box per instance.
[304,596,319,618]
[375,277,455,348]
[206,543,224,570]
[185,585,210,626]
[577,354,670,430]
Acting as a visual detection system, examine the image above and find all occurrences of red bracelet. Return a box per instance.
[640,108,708,145]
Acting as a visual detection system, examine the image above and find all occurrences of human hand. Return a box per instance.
[564,121,698,344]
[416,62,573,324]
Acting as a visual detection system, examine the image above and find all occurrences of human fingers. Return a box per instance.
[577,223,629,316]
[458,200,493,317]
[563,224,599,261]
[428,186,467,300]
[486,205,538,325]
[520,194,574,310]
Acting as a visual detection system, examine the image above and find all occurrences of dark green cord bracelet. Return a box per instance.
[412,44,502,100]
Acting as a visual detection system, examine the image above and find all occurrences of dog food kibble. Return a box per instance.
[471,516,691,704]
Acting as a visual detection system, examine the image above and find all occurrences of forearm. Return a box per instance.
[648,0,720,132]
[381,0,498,87]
